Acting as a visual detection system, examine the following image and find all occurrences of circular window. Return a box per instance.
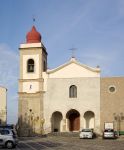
[108,86,116,93]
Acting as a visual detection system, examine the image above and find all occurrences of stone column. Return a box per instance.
[80,114,84,131]
[62,118,66,132]
[66,118,69,132]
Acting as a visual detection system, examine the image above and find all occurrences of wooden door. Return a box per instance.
[69,113,80,131]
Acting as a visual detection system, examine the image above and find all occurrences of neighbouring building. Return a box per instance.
[0,86,7,125]
[18,25,124,136]
[101,77,124,134]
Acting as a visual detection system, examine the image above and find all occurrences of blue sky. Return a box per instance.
[0,0,124,124]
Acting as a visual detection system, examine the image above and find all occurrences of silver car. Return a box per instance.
[0,128,18,149]
[103,129,116,139]
[80,129,94,139]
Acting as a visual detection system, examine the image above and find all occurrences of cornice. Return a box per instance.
[18,91,45,96]
[19,78,44,82]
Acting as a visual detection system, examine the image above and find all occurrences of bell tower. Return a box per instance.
[18,26,47,136]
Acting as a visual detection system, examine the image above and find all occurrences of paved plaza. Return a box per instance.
[1,136,124,150]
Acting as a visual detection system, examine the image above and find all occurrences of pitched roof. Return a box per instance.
[47,57,100,74]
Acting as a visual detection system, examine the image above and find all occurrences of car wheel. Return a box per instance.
[6,141,14,149]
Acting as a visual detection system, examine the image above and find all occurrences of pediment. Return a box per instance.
[47,58,100,78]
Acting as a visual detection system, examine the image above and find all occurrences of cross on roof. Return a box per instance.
[69,48,77,58]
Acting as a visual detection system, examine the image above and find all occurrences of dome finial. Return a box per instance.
[26,25,41,43]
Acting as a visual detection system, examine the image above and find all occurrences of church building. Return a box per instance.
[18,26,124,136]
[0,86,7,125]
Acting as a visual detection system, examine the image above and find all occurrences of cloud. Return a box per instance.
[0,43,19,124]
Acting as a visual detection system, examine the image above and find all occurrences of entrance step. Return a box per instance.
[48,132,79,137]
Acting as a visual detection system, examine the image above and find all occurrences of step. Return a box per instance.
[48,132,79,137]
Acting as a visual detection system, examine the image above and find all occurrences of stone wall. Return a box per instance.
[100,77,124,132]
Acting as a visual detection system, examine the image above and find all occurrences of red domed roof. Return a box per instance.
[26,26,41,43]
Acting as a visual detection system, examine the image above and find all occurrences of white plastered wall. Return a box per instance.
[43,78,100,133]
[22,82,39,93]
[43,59,100,133]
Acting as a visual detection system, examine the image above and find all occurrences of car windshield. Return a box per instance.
[0,129,10,135]
[104,129,114,132]
[82,129,92,132]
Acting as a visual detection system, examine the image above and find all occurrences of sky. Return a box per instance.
[0,0,124,124]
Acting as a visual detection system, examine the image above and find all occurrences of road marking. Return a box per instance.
[37,138,74,150]
[21,139,56,150]
[34,142,55,150]
[20,141,37,150]
[24,138,68,150]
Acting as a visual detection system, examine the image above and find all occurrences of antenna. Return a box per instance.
[69,48,77,58]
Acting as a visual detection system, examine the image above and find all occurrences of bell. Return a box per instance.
[29,65,34,71]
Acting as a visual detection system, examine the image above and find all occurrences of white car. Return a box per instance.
[103,129,116,139]
[80,129,94,139]
[0,128,18,148]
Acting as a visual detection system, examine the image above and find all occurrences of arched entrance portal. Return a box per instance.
[51,111,63,132]
[66,109,80,131]
[84,111,95,129]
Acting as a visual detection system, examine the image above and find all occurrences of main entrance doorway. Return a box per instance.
[66,109,80,131]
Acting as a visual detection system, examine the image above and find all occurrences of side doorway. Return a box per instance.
[84,111,95,129]
[51,111,63,132]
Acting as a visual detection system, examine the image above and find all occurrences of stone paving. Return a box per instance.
[1,136,124,150]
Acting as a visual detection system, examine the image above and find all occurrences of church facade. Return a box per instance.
[18,26,124,136]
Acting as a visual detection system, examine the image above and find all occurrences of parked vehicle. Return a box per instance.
[104,122,114,130]
[103,129,116,139]
[80,128,95,139]
[114,131,118,138]
[0,124,16,131]
[0,124,17,135]
[0,128,18,149]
